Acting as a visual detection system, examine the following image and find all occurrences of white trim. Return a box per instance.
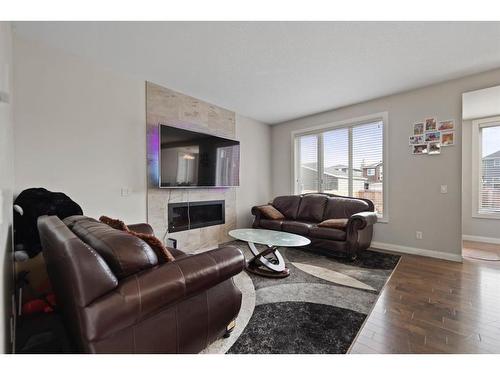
[290,112,389,137]
[371,241,463,262]
[462,235,500,245]
[348,127,353,196]
[471,116,500,219]
[290,111,389,222]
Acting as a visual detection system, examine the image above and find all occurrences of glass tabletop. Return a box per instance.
[229,228,311,247]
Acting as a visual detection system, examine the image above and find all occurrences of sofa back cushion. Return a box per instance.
[296,194,328,222]
[63,216,158,279]
[272,195,302,219]
[323,197,371,220]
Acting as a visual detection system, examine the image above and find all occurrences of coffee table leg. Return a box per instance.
[246,242,290,278]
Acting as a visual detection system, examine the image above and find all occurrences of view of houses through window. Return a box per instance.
[480,124,500,214]
[296,120,384,217]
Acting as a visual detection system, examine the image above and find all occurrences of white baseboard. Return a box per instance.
[462,235,500,245]
[371,241,463,262]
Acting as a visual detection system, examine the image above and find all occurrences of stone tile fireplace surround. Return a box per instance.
[146,82,237,252]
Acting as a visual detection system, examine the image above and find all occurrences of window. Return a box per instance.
[472,117,500,218]
[297,135,318,194]
[293,113,387,219]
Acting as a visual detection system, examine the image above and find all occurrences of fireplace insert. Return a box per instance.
[168,200,225,233]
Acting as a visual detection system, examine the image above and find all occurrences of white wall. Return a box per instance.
[0,22,14,354]
[13,36,273,233]
[462,86,500,241]
[463,85,500,120]
[272,68,500,261]
[14,37,147,224]
[236,114,272,228]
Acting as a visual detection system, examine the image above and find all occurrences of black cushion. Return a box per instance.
[259,219,283,231]
[281,220,315,236]
[323,197,370,220]
[309,226,347,241]
[297,194,328,222]
[272,196,301,219]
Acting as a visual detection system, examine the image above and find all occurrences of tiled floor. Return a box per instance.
[349,242,500,354]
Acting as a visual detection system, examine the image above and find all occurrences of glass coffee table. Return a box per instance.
[229,228,311,278]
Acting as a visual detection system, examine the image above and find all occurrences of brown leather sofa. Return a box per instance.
[252,193,377,259]
[37,215,245,353]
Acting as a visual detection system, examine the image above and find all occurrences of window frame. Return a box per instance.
[291,112,389,223]
[472,116,500,219]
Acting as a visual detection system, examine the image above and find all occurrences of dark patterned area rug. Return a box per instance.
[205,242,400,354]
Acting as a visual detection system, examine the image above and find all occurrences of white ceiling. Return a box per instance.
[13,21,500,124]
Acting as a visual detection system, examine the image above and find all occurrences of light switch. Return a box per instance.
[121,187,131,197]
[440,185,448,194]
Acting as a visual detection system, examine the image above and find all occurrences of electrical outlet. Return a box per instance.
[416,231,423,240]
[440,185,448,194]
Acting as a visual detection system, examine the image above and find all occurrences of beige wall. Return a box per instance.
[145,82,238,251]
[13,36,273,252]
[14,36,147,224]
[0,22,14,353]
[272,67,500,260]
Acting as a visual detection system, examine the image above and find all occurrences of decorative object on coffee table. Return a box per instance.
[229,228,310,278]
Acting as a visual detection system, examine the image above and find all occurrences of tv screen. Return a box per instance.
[159,125,240,188]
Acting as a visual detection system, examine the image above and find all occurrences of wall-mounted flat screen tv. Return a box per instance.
[159,124,240,188]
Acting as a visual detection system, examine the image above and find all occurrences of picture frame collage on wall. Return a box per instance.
[409,117,455,155]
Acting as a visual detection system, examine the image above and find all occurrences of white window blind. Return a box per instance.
[353,122,384,216]
[295,118,385,218]
[479,124,500,214]
[323,128,349,195]
[298,135,318,194]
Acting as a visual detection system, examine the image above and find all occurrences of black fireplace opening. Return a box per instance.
[168,200,225,233]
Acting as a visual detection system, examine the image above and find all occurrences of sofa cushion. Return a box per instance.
[99,215,174,263]
[63,216,159,279]
[318,218,349,230]
[323,197,371,220]
[297,194,328,222]
[259,219,283,231]
[258,205,285,220]
[281,220,315,236]
[168,247,188,260]
[272,196,301,219]
[309,226,347,241]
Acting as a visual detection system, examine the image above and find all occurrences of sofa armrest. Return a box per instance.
[82,246,245,341]
[251,205,266,226]
[127,223,154,235]
[347,211,378,230]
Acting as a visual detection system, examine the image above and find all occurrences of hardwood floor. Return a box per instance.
[463,240,500,261]
[349,243,500,354]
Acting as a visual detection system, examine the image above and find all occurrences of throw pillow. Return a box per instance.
[99,215,175,263]
[99,215,129,231]
[318,218,349,230]
[258,205,285,220]
[131,232,175,263]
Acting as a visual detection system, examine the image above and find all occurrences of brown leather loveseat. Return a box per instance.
[252,193,377,260]
[37,215,245,353]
